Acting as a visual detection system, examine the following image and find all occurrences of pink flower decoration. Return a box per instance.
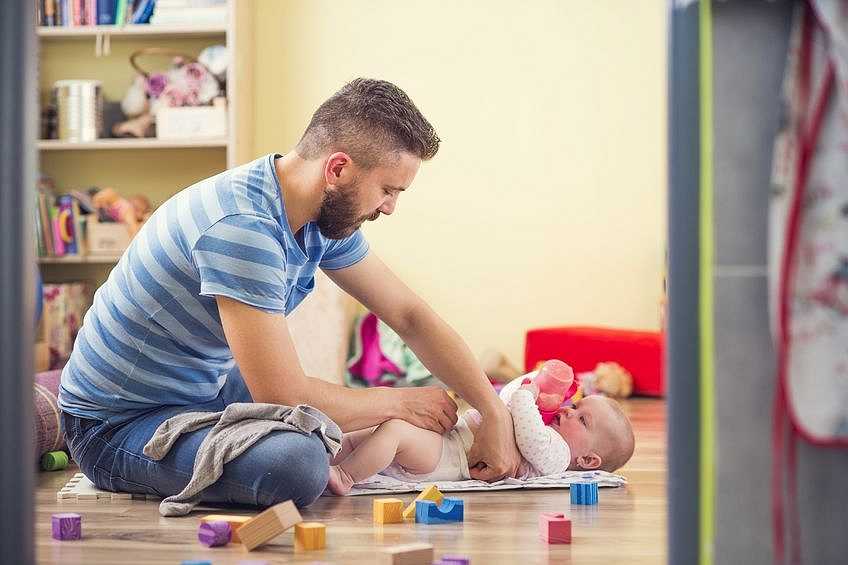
[159,84,187,107]
[146,73,167,98]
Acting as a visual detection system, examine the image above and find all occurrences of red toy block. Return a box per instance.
[539,512,571,544]
[525,326,665,396]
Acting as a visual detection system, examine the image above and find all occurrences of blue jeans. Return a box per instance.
[61,369,330,508]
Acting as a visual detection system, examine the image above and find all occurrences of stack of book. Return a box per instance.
[37,0,156,27]
[35,181,90,259]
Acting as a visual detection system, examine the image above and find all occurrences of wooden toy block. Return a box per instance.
[294,522,326,551]
[539,512,572,544]
[415,498,464,524]
[570,482,599,505]
[379,542,434,565]
[373,498,405,524]
[52,512,82,540]
[200,514,252,543]
[237,500,302,551]
[198,520,232,547]
[402,484,443,520]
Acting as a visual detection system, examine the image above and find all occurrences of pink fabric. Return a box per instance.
[348,313,403,386]
[34,370,65,461]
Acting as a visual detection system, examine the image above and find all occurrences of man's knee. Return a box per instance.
[253,432,330,508]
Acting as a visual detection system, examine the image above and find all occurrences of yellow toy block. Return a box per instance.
[402,485,443,521]
[199,514,251,543]
[294,522,326,551]
[374,498,405,524]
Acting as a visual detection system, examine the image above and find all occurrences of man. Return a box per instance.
[59,78,520,508]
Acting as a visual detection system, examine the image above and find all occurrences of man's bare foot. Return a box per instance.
[327,465,355,496]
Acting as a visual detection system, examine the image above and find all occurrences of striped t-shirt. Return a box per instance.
[59,154,369,422]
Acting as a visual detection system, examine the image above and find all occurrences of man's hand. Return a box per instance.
[395,387,458,434]
[467,406,521,481]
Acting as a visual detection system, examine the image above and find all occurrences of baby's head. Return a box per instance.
[551,395,634,472]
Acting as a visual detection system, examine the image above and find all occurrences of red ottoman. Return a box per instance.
[524,326,665,397]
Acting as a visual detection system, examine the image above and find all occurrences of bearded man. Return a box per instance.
[59,79,520,508]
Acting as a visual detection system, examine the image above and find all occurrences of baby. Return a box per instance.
[327,361,635,495]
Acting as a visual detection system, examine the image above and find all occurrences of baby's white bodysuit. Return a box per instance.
[379,376,571,482]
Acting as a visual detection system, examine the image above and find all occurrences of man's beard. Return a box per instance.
[315,181,380,240]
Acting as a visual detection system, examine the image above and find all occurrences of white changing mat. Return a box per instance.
[347,469,626,496]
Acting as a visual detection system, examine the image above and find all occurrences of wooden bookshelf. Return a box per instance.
[36,0,253,291]
[38,138,228,150]
[38,24,226,39]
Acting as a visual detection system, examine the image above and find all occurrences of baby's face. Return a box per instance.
[549,395,617,462]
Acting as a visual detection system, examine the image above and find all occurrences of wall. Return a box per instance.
[251,1,667,365]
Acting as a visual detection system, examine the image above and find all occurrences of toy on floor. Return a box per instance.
[415,498,464,524]
[197,520,231,547]
[380,542,434,565]
[236,500,302,551]
[294,522,326,551]
[181,561,211,565]
[570,482,599,505]
[539,512,572,544]
[578,362,633,399]
[435,556,471,565]
[373,497,405,524]
[41,450,68,471]
[51,512,81,540]
[200,514,251,543]
[402,484,443,521]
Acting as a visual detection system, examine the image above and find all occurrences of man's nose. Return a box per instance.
[379,193,398,215]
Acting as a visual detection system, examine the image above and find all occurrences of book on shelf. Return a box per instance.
[35,181,126,260]
[37,0,153,28]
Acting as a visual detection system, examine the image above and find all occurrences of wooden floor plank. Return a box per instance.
[35,399,666,564]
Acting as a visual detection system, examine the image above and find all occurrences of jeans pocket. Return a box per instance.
[61,413,102,466]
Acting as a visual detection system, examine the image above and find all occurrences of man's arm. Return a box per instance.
[216,295,456,433]
[324,252,522,480]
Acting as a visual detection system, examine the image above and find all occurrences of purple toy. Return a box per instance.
[438,557,470,565]
[197,520,232,547]
[51,513,81,541]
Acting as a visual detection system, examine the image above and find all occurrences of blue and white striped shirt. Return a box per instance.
[59,154,369,422]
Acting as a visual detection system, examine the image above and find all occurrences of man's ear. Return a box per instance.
[324,152,352,186]
[576,452,602,470]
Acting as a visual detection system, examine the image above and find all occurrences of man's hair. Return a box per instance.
[295,78,440,169]
[598,397,635,472]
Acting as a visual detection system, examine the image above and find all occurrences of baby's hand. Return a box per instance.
[519,379,540,398]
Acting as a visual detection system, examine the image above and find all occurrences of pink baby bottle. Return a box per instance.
[532,360,576,424]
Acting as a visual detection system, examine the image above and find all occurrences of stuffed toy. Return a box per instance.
[579,361,633,399]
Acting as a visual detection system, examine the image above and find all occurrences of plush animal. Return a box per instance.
[579,362,633,399]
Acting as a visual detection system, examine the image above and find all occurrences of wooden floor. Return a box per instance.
[35,399,666,564]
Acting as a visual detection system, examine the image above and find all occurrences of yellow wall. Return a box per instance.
[251,1,667,366]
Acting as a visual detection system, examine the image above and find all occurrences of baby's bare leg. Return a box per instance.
[331,427,376,465]
[327,419,443,495]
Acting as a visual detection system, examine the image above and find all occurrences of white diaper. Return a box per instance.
[381,416,475,482]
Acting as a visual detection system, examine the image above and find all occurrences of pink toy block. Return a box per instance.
[197,520,232,547]
[51,512,82,541]
[539,512,571,544]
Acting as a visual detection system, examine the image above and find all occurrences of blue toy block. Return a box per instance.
[415,498,464,524]
[181,561,212,565]
[570,481,599,505]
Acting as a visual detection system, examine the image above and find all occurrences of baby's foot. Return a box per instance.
[327,465,355,496]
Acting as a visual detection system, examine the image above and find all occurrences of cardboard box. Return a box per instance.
[156,104,227,140]
[86,217,131,256]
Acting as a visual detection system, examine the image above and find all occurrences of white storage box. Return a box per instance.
[156,105,227,140]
